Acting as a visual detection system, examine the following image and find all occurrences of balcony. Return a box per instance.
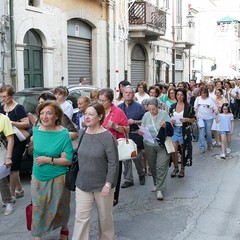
[128,2,166,41]
[175,27,196,49]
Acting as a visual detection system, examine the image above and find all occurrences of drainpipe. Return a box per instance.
[107,1,114,88]
[9,0,16,88]
[115,0,119,88]
[107,6,110,87]
[171,0,176,83]
[0,15,7,85]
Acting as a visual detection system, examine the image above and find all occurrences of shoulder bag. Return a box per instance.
[117,127,137,161]
[65,128,86,191]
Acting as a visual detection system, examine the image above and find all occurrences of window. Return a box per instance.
[26,0,42,9]
[28,0,34,6]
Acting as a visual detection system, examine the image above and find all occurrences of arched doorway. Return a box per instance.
[131,44,146,88]
[67,19,92,85]
[23,29,43,88]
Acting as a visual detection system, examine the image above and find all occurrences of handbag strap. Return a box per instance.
[116,126,129,143]
[76,128,87,151]
[150,116,158,134]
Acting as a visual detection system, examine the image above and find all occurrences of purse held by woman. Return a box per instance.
[65,129,86,191]
[26,202,32,231]
[117,127,137,161]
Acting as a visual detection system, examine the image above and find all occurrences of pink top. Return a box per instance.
[102,104,129,139]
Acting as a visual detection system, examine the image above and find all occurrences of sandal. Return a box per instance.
[15,189,24,198]
[178,169,185,178]
[60,229,69,240]
[170,168,179,178]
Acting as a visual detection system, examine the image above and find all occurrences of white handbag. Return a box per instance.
[117,128,137,161]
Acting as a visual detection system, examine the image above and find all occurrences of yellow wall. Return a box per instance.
[45,0,107,19]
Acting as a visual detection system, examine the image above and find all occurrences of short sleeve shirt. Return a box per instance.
[102,104,129,139]
[0,114,14,164]
[142,110,171,146]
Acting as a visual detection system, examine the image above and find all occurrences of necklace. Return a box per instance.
[87,126,103,134]
[105,109,111,117]
[5,101,15,117]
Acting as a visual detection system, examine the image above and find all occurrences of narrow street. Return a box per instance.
[1,120,240,240]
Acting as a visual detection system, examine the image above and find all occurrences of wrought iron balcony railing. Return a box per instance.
[129,2,166,35]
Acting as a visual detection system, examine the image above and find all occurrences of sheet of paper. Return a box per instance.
[139,126,155,144]
[0,164,10,179]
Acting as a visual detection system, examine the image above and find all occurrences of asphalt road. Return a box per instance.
[1,120,240,240]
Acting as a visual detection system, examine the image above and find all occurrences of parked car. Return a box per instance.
[14,85,98,119]
[14,85,98,173]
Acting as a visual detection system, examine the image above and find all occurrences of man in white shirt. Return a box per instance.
[207,81,216,100]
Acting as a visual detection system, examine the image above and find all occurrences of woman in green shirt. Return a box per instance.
[160,87,177,112]
[31,101,73,240]
[141,97,172,201]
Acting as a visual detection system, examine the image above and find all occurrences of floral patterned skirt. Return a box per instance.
[31,174,70,237]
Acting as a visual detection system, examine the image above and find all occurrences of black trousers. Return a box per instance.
[114,161,122,202]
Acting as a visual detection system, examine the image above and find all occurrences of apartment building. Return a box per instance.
[0,0,196,91]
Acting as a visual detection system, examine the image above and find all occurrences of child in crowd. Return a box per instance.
[216,103,234,159]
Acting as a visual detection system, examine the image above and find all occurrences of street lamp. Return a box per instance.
[186,11,195,28]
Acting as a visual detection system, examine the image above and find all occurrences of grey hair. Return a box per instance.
[192,88,200,95]
[124,85,135,93]
[146,97,159,107]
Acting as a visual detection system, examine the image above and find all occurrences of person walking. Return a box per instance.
[118,85,146,188]
[135,81,150,104]
[98,88,129,206]
[141,97,172,200]
[31,101,73,240]
[0,84,30,200]
[212,88,227,147]
[194,87,218,153]
[169,88,195,178]
[54,86,74,120]
[0,114,15,216]
[216,103,234,159]
[72,102,119,240]
[75,96,90,130]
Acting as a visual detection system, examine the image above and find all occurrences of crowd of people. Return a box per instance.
[0,77,238,239]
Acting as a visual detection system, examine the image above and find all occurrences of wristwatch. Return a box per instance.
[115,124,119,130]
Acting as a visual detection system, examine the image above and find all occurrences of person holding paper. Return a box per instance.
[0,84,30,200]
[169,88,195,178]
[0,113,15,216]
[141,97,171,201]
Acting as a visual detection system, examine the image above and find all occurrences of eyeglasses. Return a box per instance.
[98,99,109,103]
[1,95,9,99]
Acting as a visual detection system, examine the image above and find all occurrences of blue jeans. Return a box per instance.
[198,118,213,151]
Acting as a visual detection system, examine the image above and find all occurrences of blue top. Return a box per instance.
[118,101,145,131]
[118,101,145,120]
[218,113,234,132]
[32,126,73,181]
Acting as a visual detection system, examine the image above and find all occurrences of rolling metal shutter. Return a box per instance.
[67,36,91,85]
[175,71,183,84]
[131,60,145,88]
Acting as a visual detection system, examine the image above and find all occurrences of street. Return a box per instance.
[1,120,240,240]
